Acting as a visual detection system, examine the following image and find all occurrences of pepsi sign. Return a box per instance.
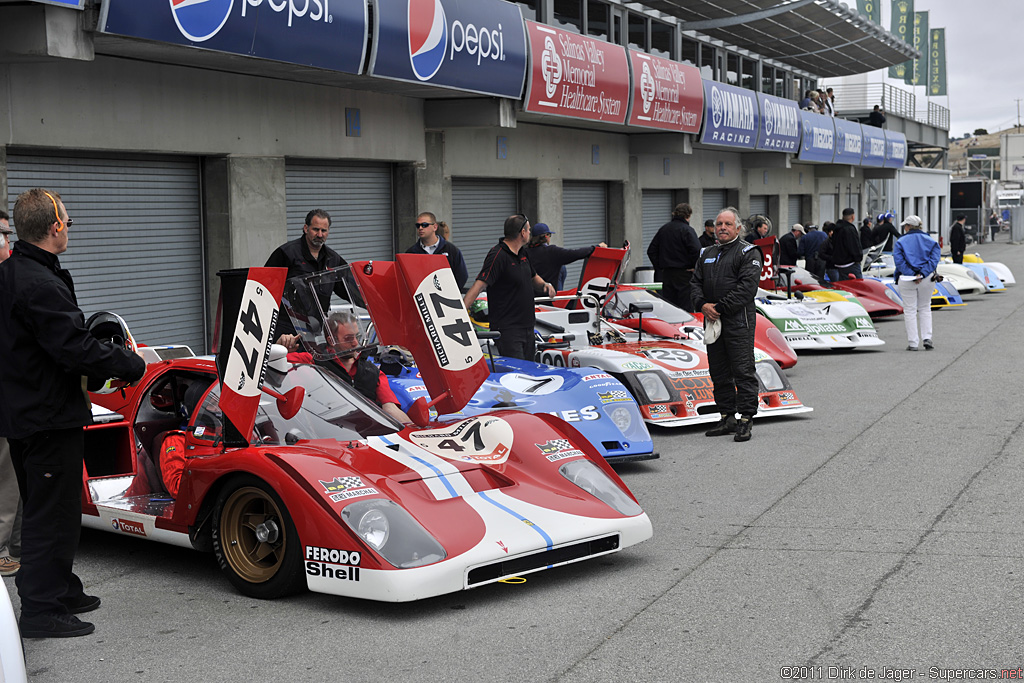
[832,118,864,166]
[860,125,887,167]
[699,81,758,149]
[796,110,835,163]
[369,0,528,99]
[883,130,908,169]
[755,93,800,153]
[100,0,367,74]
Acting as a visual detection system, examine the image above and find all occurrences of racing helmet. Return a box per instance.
[469,299,490,330]
[86,311,139,394]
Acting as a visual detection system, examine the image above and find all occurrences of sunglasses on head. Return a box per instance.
[43,191,71,232]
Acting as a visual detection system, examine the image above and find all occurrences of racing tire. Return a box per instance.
[211,475,306,600]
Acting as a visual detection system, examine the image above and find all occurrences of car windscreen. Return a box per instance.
[604,289,696,325]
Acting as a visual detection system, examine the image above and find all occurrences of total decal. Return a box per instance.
[97,509,152,538]
[626,50,703,133]
[100,0,366,74]
[523,20,629,124]
[699,80,758,149]
[369,0,528,99]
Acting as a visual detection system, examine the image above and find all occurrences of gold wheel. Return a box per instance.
[218,486,287,584]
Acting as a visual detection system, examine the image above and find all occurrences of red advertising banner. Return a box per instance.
[627,50,703,133]
[523,20,629,125]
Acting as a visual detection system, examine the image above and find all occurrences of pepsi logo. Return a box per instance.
[409,0,448,81]
[541,35,562,99]
[640,61,655,113]
[170,0,234,43]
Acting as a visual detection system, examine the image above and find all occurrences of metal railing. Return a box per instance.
[831,82,949,130]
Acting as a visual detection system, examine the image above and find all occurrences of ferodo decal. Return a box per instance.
[498,373,565,395]
[642,347,699,369]
[597,390,632,403]
[535,438,585,462]
[412,267,482,372]
[410,416,514,464]
[305,546,361,582]
[668,375,715,402]
[319,477,379,503]
[545,405,600,422]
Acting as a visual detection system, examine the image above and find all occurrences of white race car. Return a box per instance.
[753,288,884,350]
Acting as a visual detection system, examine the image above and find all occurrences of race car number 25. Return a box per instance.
[413,268,482,372]
[224,280,277,397]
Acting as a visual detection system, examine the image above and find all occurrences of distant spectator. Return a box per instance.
[699,219,716,249]
[647,204,701,312]
[860,217,875,249]
[824,87,836,117]
[799,225,828,278]
[743,216,771,243]
[872,213,901,251]
[831,208,863,280]
[799,90,815,111]
[779,224,803,266]
[405,212,468,290]
[868,105,886,128]
[949,214,966,263]
[989,210,1000,242]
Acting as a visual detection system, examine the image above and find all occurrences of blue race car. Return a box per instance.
[379,351,657,463]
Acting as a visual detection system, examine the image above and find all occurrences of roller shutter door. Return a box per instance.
[562,181,608,289]
[6,151,206,351]
[451,179,520,283]
[788,195,803,227]
[749,194,769,219]
[642,190,673,267]
[285,161,394,262]
[819,194,838,223]
[702,189,728,223]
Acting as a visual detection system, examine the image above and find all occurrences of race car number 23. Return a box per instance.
[413,268,483,373]
[224,280,278,397]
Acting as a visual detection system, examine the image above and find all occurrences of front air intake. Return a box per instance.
[466,535,620,586]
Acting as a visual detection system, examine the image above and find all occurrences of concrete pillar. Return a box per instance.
[202,155,286,346]
[767,195,781,236]
[403,131,448,248]
[610,157,641,253]
[530,178,563,244]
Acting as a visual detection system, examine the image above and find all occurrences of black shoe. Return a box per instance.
[734,417,753,442]
[923,339,934,350]
[705,414,737,437]
[906,345,918,351]
[61,594,101,615]
[19,613,95,639]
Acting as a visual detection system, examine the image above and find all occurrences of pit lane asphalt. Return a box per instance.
[6,241,1024,683]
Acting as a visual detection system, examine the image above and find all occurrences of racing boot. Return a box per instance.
[734,416,753,442]
[705,414,737,437]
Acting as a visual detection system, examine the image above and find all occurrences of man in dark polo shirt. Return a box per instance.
[463,214,556,361]
[266,208,350,351]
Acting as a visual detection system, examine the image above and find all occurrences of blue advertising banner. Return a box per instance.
[797,111,835,163]
[369,0,528,99]
[100,0,366,73]
[884,130,908,168]
[832,118,864,166]
[30,0,85,8]
[861,125,887,167]
[755,93,800,153]
[699,81,758,149]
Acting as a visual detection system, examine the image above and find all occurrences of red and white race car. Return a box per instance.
[84,257,652,602]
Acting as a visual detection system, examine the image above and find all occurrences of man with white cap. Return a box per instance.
[779,223,803,266]
[893,215,940,351]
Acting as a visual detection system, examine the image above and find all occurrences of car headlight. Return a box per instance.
[608,405,632,432]
[559,460,642,516]
[342,499,446,568]
[884,287,902,304]
[966,270,984,284]
[755,362,785,391]
[636,372,670,402]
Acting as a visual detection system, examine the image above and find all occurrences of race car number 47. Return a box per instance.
[410,416,514,465]
[224,280,278,396]
[413,267,483,372]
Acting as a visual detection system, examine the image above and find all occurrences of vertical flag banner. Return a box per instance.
[907,11,928,86]
[928,28,947,96]
[887,0,914,80]
[857,0,880,23]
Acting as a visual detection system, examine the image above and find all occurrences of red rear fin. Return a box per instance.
[215,267,287,444]
[351,255,489,416]
[753,236,778,289]
[566,245,630,310]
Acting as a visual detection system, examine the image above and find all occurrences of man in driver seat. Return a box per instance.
[159,379,214,498]
[288,311,410,425]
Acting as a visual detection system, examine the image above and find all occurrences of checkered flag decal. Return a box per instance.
[549,439,572,452]
[321,476,364,493]
[607,390,629,400]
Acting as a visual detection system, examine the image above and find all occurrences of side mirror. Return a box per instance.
[794,291,805,301]
[407,396,431,428]
[276,386,305,421]
[628,301,654,315]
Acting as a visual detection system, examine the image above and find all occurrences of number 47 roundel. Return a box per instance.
[217,267,287,441]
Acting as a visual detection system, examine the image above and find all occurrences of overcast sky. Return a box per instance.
[842,0,1023,137]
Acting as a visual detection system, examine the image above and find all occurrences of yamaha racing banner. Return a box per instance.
[100,0,367,74]
[755,93,800,154]
[699,80,758,150]
[369,0,528,98]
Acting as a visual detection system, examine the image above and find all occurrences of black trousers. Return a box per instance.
[661,268,694,312]
[706,321,759,417]
[495,326,536,362]
[951,251,964,264]
[10,427,87,618]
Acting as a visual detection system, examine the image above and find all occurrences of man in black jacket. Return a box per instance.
[647,203,702,311]
[832,208,864,280]
[871,212,901,252]
[526,223,605,291]
[266,208,351,350]
[406,211,468,290]
[0,189,146,638]
[690,208,763,442]
[698,219,716,248]
[779,224,802,266]
[949,214,967,263]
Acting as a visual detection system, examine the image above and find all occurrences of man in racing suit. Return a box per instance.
[690,208,763,442]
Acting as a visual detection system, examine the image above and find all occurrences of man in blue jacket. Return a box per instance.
[405,211,468,290]
[893,215,941,351]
